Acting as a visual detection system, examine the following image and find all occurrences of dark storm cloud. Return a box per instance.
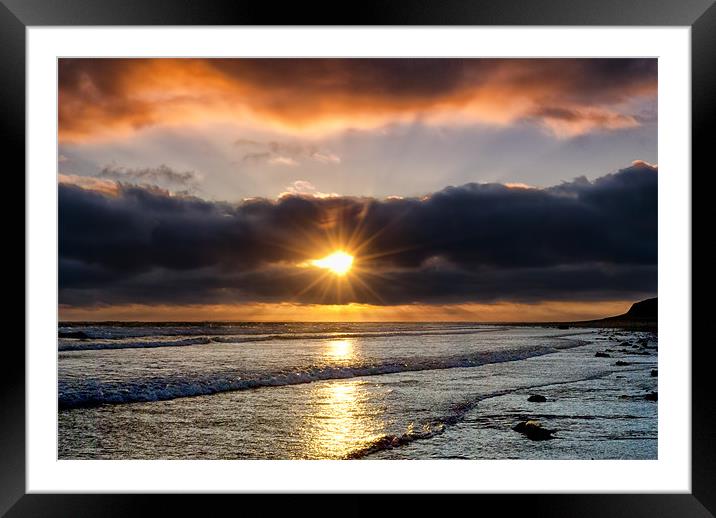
[59,162,657,307]
[59,262,657,307]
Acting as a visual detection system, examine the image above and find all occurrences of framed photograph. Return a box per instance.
[6,0,712,514]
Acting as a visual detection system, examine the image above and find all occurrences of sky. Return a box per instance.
[58,58,658,321]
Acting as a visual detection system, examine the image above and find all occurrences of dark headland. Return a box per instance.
[500,297,657,332]
[568,297,657,331]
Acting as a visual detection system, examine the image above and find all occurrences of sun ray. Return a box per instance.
[279,198,431,307]
[346,270,386,305]
[294,269,333,299]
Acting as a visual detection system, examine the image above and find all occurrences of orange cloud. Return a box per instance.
[58,58,656,142]
[530,106,640,137]
[278,180,339,199]
[58,173,119,196]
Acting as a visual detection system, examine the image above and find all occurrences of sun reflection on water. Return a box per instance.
[326,338,353,360]
[301,379,384,459]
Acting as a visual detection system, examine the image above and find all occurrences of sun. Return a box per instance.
[310,251,354,276]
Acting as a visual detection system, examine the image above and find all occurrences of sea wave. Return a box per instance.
[57,323,488,340]
[58,328,507,352]
[58,336,213,351]
[58,340,585,409]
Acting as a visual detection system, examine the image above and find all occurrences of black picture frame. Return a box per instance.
[4,0,712,514]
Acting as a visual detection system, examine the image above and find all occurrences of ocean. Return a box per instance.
[58,323,657,459]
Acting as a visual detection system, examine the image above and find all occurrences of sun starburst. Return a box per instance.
[310,251,354,276]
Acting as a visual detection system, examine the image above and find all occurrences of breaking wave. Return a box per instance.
[58,336,213,351]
